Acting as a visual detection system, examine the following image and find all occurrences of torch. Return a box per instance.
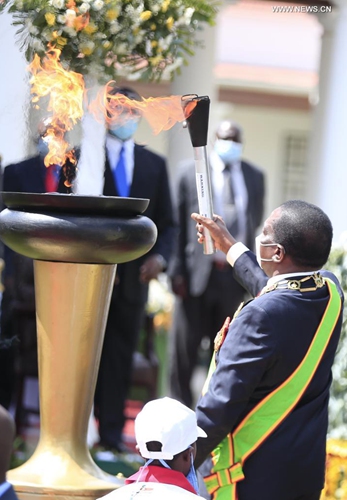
[182,94,215,255]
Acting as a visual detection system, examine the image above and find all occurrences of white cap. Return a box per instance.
[135,397,207,460]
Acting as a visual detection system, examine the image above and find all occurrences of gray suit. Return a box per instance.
[168,159,265,407]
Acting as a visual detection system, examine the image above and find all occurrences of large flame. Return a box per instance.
[28,47,85,186]
[90,81,196,135]
[28,49,197,188]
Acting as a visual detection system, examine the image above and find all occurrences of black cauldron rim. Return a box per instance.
[1,192,149,216]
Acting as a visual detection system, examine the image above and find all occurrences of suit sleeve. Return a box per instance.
[233,251,268,297]
[167,167,188,279]
[149,157,176,265]
[195,302,276,467]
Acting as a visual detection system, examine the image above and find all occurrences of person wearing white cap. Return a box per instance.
[98,397,207,500]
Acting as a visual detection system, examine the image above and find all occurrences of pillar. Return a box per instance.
[307,1,347,240]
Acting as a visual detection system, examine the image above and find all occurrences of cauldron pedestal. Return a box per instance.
[0,193,157,500]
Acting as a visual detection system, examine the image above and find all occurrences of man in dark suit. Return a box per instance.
[192,200,343,500]
[168,120,265,408]
[0,126,70,415]
[94,86,175,451]
[0,405,19,500]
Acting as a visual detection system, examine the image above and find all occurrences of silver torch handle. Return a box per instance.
[181,94,216,255]
[193,146,215,255]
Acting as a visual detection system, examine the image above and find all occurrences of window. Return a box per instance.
[282,133,308,200]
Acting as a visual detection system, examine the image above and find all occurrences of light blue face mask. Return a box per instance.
[142,453,199,494]
[214,139,242,164]
[109,119,139,141]
[186,451,200,494]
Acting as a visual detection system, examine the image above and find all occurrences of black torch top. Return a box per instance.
[181,94,210,148]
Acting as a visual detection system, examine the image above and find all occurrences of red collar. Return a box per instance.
[125,465,196,495]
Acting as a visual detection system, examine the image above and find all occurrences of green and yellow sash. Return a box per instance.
[203,278,341,500]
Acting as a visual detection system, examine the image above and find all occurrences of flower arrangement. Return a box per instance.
[324,236,347,441]
[323,439,347,500]
[146,276,174,331]
[321,236,347,499]
[0,0,218,83]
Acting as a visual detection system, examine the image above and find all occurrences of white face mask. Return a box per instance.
[214,139,242,164]
[255,234,284,267]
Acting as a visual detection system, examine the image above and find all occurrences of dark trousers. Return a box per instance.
[169,266,246,408]
[94,291,144,448]
[294,492,322,500]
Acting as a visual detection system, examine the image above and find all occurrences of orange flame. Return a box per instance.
[28,47,85,181]
[27,49,198,188]
[90,81,196,135]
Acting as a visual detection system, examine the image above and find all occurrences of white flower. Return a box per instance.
[161,57,183,79]
[79,40,95,55]
[57,14,66,23]
[49,0,65,8]
[150,4,160,14]
[92,0,104,11]
[63,26,77,37]
[183,7,195,25]
[159,34,173,51]
[114,42,127,54]
[65,8,76,22]
[42,29,52,41]
[29,24,39,35]
[109,22,120,34]
[31,37,45,52]
[13,0,24,9]
[95,32,106,39]
[134,34,144,44]
[145,39,152,56]
[79,3,90,13]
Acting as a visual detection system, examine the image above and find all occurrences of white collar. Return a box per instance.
[106,133,133,148]
[267,270,320,287]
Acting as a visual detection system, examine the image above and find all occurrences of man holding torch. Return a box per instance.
[169,116,264,408]
[191,202,343,500]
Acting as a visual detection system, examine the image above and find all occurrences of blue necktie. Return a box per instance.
[114,145,129,197]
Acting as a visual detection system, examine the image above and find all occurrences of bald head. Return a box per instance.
[215,120,243,144]
[0,406,15,483]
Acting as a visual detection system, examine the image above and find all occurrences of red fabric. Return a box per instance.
[45,165,58,192]
[126,465,196,495]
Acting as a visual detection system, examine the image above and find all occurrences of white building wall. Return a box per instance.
[0,12,30,168]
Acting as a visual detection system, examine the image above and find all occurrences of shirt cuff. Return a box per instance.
[226,242,249,267]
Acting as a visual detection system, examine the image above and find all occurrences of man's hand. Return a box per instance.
[139,254,166,283]
[191,213,237,255]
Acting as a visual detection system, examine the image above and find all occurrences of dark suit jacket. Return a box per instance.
[0,483,19,500]
[169,160,264,296]
[103,143,175,304]
[196,251,343,500]
[3,154,70,195]
[2,155,69,279]
[3,146,175,305]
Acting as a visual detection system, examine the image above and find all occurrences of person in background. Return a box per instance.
[168,120,265,407]
[98,397,207,500]
[94,86,176,452]
[0,120,70,416]
[191,201,343,500]
[0,404,19,500]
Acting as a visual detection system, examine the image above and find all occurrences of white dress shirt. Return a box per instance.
[105,134,135,187]
[210,150,248,244]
